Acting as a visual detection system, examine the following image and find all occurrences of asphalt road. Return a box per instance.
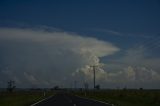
[32,93,113,106]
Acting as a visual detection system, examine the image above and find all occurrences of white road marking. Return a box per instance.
[30,95,53,106]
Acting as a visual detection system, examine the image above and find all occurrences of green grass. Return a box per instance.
[74,90,160,106]
[0,91,54,106]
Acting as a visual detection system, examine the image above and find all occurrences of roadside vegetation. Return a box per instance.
[0,90,54,106]
[74,89,160,106]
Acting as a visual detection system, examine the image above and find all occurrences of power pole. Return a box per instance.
[74,80,77,90]
[90,65,98,89]
[7,80,16,92]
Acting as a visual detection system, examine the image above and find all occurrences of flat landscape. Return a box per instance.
[0,90,53,106]
[74,89,160,106]
[0,89,160,106]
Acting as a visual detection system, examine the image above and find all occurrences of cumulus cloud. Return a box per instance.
[109,66,160,82]
[95,47,160,88]
[0,27,119,88]
[75,46,160,88]
[74,65,160,84]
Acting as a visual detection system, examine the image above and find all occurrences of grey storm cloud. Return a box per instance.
[0,27,119,88]
[1,27,160,89]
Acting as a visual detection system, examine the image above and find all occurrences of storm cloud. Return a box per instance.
[0,27,119,88]
[0,27,160,89]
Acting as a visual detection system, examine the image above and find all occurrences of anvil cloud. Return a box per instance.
[0,27,119,88]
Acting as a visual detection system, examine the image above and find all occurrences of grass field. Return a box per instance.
[1,89,160,106]
[0,90,54,106]
[74,89,160,106]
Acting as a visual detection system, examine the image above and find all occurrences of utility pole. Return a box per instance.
[7,80,16,92]
[90,65,98,89]
[74,80,77,90]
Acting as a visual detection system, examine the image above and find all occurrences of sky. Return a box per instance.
[0,0,160,89]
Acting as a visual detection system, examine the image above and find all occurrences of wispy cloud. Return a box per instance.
[95,29,122,36]
[92,28,152,38]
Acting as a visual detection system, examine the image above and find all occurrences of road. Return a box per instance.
[32,93,113,106]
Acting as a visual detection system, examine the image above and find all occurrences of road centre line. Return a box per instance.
[30,95,54,106]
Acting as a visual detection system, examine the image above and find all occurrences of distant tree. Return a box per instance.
[95,85,100,90]
[7,80,16,92]
[139,87,143,90]
[54,86,60,90]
